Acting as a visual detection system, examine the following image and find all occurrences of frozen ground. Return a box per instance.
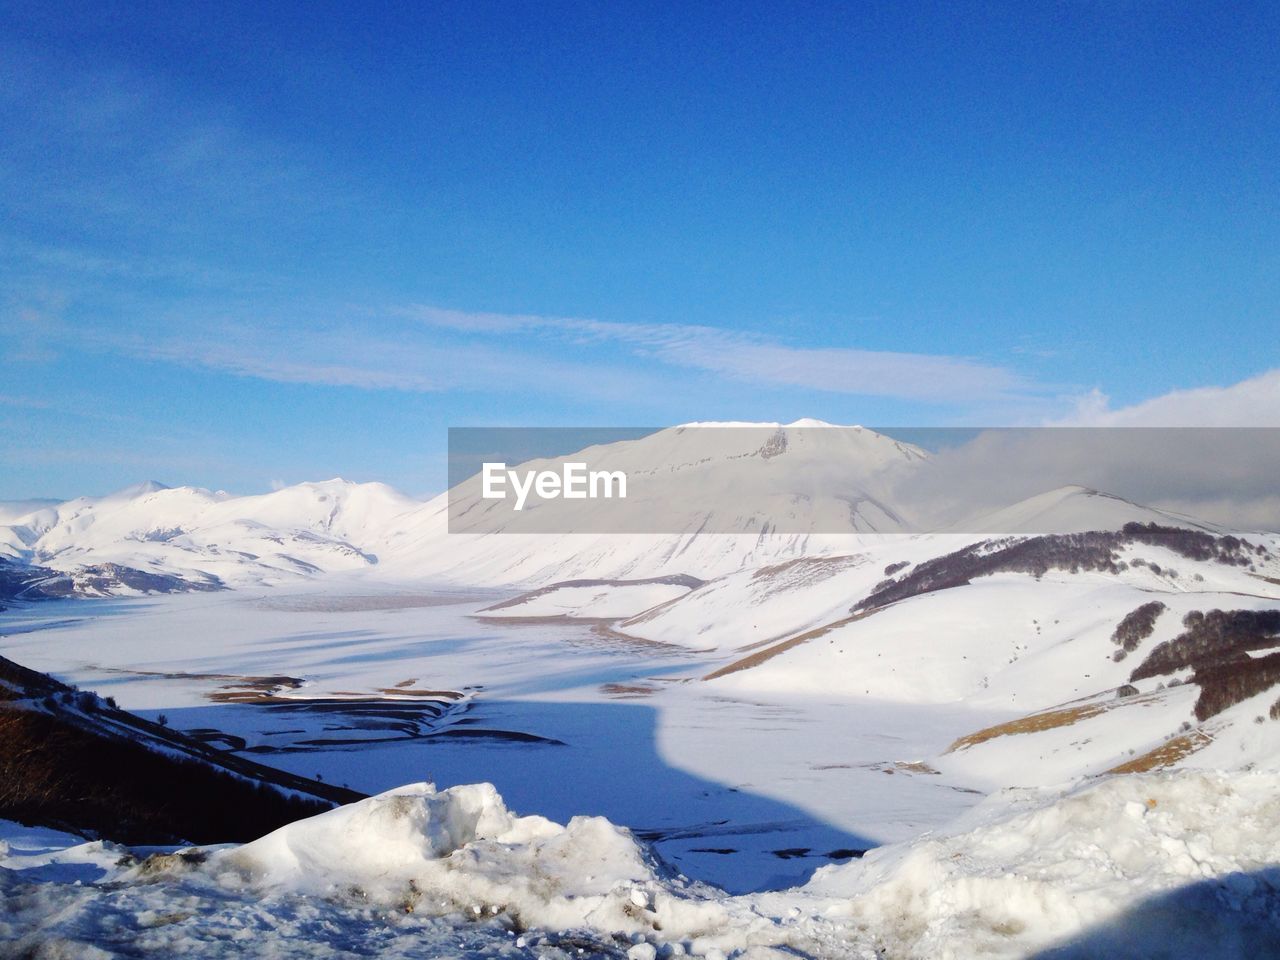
[0,586,1006,893]
[3,770,1279,959]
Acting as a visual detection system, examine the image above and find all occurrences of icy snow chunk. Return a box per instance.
[216,782,520,892]
[209,781,728,939]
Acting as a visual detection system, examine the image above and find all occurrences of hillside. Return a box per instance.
[595,517,1280,788]
[0,654,362,844]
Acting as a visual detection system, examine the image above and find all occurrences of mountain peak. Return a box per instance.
[672,418,858,429]
[784,418,852,428]
[109,480,171,499]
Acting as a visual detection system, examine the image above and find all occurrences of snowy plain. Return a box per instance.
[4,574,1280,958]
[0,586,1007,893]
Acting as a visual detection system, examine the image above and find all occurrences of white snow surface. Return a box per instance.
[477,579,698,620]
[3,770,1278,958]
[212,781,704,937]
[799,768,1280,959]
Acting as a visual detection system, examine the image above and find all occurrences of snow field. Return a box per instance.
[4,770,1279,959]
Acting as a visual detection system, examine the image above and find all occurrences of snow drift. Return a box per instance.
[5,772,1278,958]
[210,782,730,940]
[803,768,1280,959]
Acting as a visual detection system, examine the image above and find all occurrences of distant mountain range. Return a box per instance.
[0,423,1228,593]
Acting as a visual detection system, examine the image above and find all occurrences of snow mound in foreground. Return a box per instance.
[4,773,1279,958]
[803,769,1280,959]
[211,781,729,938]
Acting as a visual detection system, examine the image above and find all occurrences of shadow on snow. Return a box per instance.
[153,696,876,895]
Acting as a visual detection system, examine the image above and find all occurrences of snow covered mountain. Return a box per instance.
[375,420,931,585]
[0,422,1259,593]
[0,422,932,589]
[0,478,421,590]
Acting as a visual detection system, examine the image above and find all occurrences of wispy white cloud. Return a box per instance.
[0,47,1041,414]
[1058,369,1280,426]
[22,301,1041,411]
[0,293,65,364]
[98,319,684,405]
[0,393,53,411]
[0,46,353,264]
[404,305,1030,404]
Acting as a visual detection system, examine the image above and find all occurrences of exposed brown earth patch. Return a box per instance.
[206,676,308,703]
[375,686,466,700]
[894,760,941,774]
[91,665,308,705]
[1105,730,1215,773]
[600,682,659,698]
[946,702,1111,753]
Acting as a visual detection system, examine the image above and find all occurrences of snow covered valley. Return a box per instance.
[0,588,1006,895]
[4,571,1280,958]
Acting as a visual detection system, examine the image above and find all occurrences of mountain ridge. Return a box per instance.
[0,425,1257,592]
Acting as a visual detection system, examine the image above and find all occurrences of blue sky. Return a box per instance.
[2,1,1278,498]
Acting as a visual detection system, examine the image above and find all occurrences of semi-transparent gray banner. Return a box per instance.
[447,426,1280,534]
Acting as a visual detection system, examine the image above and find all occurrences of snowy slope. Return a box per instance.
[799,768,1280,960]
[607,518,1280,790]
[376,421,926,585]
[0,499,58,525]
[4,770,1278,959]
[960,484,1221,535]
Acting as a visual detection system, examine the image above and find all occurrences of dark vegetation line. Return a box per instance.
[1111,601,1168,661]
[480,574,705,613]
[854,524,1268,614]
